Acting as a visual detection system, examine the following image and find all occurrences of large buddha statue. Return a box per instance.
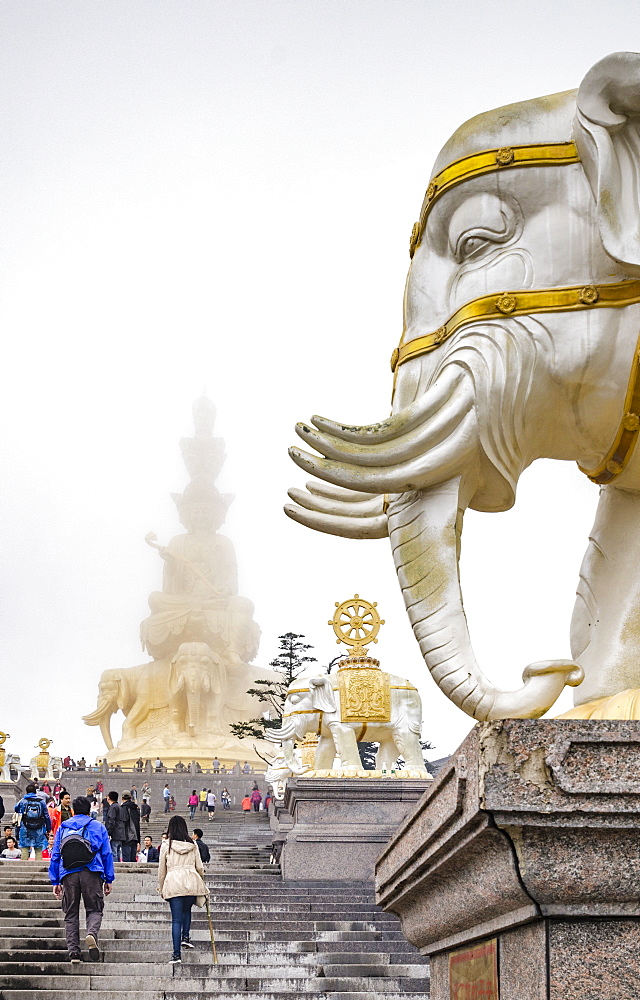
[83,396,273,769]
[142,477,260,665]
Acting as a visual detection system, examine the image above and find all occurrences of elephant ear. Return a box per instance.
[308,676,337,713]
[574,51,640,269]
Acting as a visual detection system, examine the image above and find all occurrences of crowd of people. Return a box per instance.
[0,774,274,967]
[1,779,271,864]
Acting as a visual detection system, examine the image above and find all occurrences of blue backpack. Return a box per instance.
[22,798,44,830]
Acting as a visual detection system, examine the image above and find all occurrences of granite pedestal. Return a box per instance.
[375,719,640,1000]
[281,775,430,880]
[0,780,24,814]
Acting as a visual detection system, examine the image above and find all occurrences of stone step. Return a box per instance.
[0,974,331,991]
[0,994,428,1000]
[308,977,429,992]
[0,961,314,976]
[0,992,335,1000]
[318,964,427,978]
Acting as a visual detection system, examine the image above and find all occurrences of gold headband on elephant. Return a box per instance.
[391,279,640,371]
[409,140,580,258]
[390,276,640,487]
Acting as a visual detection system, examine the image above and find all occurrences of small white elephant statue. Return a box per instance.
[267,664,430,775]
[264,748,307,799]
[0,752,20,782]
[29,755,63,781]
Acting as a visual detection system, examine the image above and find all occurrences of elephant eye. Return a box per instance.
[456,233,491,261]
[289,693,301,705]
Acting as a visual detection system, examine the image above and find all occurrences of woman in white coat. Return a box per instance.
[158,814,208,963]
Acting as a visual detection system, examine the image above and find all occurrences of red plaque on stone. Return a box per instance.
[449,938,498,999]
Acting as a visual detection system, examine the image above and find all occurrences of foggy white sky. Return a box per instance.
[2,0,639,765]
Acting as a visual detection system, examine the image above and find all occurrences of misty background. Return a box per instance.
[2,0,638,765]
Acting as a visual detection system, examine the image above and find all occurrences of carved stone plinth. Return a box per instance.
[376,719,640,1000]
[281,776,430,881]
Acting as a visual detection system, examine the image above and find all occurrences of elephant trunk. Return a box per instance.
[185,689,199,736]
[389,478,583,721]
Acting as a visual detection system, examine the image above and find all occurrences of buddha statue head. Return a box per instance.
[172,477,233,533]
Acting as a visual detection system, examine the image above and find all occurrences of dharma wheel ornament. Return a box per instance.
[329,595,385,658]
[35,738,52,773]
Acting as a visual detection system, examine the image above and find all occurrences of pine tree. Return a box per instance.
[229,633,318,740]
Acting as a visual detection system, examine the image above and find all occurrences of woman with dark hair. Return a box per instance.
[158,814,208,964]
[188,790,198,821]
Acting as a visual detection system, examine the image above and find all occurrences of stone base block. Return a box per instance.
[281,776,430,881]
[0,780,24,812]
[376,719,640,1000]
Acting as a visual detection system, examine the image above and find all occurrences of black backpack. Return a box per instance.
[60,821,97,869]
[22,798,44,830]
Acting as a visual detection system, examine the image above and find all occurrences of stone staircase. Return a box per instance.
[0,811,429,999]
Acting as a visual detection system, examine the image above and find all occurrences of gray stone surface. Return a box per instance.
[281,776,430,881]
[0,781,23,812]
[376,719,640,998]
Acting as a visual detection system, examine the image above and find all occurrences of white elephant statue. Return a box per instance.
[267,666,430,774]
[29,755,62,781]
[264,748,306,799]
[286,51,640,723]
[0,752,20,782]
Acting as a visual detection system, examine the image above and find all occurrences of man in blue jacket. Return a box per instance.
[15,783,51,859]
[48,795,115,964]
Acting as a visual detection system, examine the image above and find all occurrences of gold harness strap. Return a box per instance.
[391,279,640,370]
[390,277,640,487]
[409,141,579,257]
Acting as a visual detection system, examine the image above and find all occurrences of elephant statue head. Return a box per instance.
[82,673,128,751]
[286,52,640,722]
[265,675,331,762]
[169,641,220,736]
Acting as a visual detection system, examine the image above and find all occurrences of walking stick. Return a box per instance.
[205,895,218,964]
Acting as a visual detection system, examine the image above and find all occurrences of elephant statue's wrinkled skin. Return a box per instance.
[287,53,640,721]
[267,672,428,772]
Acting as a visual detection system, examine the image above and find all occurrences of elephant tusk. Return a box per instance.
[310,366,464,444]
[82,701,113,726]
[296,379,473,467]
[284,503,389,539]
[305,481,382,503]
[287,488,384,517]
[289,409,477,494]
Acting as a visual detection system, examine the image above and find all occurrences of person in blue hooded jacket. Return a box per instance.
[15,783,51,859]
[48,795,115,964]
